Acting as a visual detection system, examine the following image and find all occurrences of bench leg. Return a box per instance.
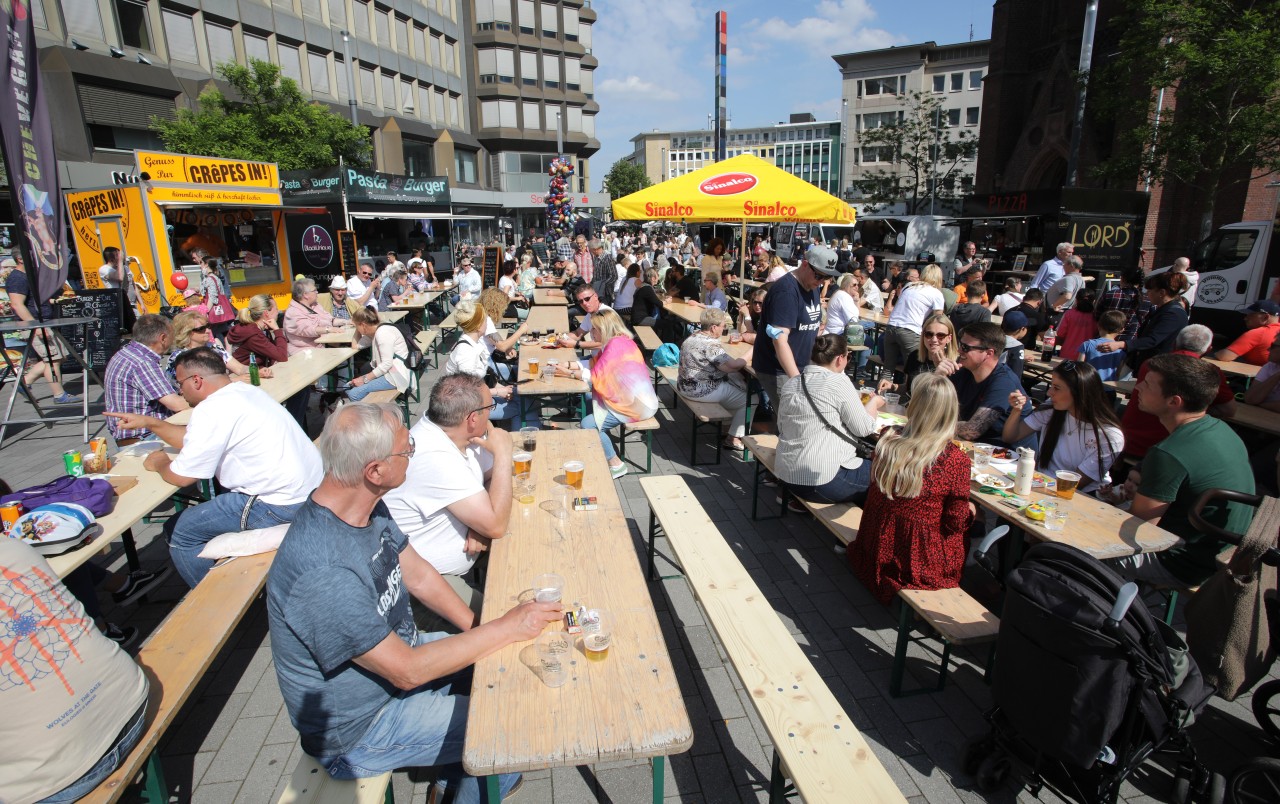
[140,751,169,804]
[891,604,958,698]
[1163,589,1180,626]
[651,755,665,804]
[750,456,783,521]
[647,509,659,581]
[385,779,396,804]
[768,750,796,802]
[482,774,501,804]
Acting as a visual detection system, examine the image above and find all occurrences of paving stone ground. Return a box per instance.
[3,357,1276,803]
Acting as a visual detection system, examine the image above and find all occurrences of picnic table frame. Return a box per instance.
[0,316,104,446]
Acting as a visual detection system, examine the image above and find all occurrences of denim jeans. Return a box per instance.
[38,699,147,803]
[166,492,305,587]
[344,374,397,401]
[582,409,623,460]
[319,631,520,804]
[788,460,873,504]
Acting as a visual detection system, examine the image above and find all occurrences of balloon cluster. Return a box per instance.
[545,157,575,238]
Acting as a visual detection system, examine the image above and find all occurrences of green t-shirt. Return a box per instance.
[1138,415,1256,586]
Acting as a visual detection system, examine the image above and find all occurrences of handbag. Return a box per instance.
[0,475,115,518]
[1184,516,1278,701]
[798,371,877,460]
[207,293,237,324]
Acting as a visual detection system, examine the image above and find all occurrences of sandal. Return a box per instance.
[722,438,744,451]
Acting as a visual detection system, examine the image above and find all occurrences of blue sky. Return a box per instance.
[591,0,993,182]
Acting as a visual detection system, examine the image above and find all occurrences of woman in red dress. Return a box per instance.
[849,373,975,605]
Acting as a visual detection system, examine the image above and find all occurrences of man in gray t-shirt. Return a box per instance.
[267,403,560,799]
[1047,255,1086,312]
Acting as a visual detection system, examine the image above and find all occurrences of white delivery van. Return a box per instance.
[1186,207,1280,336]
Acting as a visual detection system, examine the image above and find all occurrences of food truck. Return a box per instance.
[66,150,303,311]
[957,188,1150,286]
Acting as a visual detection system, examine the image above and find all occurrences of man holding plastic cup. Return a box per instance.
[268,402,560,804]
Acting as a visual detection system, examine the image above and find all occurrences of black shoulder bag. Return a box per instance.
[797,371,877,460]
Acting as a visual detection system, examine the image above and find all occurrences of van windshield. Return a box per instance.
[855,219,910,256]
[1195,228,1259,274]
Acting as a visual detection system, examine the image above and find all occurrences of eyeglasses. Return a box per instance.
[175,373,205,389]
[470,401,499,416]
[923,331,950,340]
[191,325,210,334]
[387,435,416,460]
[957,341,991,354]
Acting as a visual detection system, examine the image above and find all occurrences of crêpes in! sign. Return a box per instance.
[699,173,758,196]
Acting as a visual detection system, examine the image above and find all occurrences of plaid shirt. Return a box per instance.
[555,238,573,263]
[1096,285,1155,339]
[574,248,594,283]
[105,340,177,440]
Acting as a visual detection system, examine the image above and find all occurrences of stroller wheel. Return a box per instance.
[1228,758,1280,804]
[974,753,1013,793]
[962,734,996,776]
[1251,679,1280,743]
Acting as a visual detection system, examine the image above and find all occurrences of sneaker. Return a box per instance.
[52,392,81,404]
[610,463,629,480]
[111,566,173,606]
[785,497,810,515]
[832,542,848,555]
[104,622,138,649]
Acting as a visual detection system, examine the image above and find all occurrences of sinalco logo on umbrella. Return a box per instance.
[698,173,758,196]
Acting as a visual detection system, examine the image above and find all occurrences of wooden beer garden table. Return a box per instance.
[515,343,588,425]
[167,347,357,424]
[463,430,692,801]
[662,300,704,326]
[525,305,571,334]
[390,291,443,328]
[533,288,569,305]
[315,312,406,346]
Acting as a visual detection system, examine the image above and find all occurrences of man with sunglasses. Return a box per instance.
[935,322,1028,443]
[345,264,379,309]
[752,245,838,418]
[384,374,514,627]
[561,283,613,352]
[108,346,321,587]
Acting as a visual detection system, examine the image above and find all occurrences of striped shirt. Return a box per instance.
[105,341,177,440]
[776,365,876,486]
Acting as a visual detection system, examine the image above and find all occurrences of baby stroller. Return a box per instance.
[965,539,1215,803]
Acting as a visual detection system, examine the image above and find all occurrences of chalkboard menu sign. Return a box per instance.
[481,246,502,289]
[56,290,122,370]
[337,230,359,277]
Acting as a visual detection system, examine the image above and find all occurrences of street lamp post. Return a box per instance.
[340,30,359,129]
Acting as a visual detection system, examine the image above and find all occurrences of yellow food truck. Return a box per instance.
[65,150,299,312]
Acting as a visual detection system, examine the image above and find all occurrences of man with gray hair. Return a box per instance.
[1047,255,1086,312]
[103,314,189,444]
[384,374,513,622]
[1031,242,1075,293]
[267,402,559,802]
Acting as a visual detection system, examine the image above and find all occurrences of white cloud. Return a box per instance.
[598,76,681,102]
[750,0,901,56]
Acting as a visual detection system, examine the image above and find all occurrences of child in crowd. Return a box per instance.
[999,310,1029,382]
[1056,289,1098,359]
[1080,310,1129,382]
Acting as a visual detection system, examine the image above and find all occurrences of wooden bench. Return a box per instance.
[412,329,439,372]
[639,476,906,804]
[83,552,276,803]
[743,435,863,544]
[359,388,410,426]
[891,588,999,698]
[656,365,732,465]
[609,415,660,474]
[635,325,663,353]
[277,754,392,804]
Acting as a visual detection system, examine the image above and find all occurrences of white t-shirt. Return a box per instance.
[446,331,489,377]
[169,382,322,505]
[825,290,861,334]
[1023,408,1123,493]
[383,417,494,575]
[98,263,121,288]
[995,292,1025,315]
[346,275,378,308]
[579,304,615,338]
[498,275,518,297]
[887,284,946,333]
[458,268,483,298]
[860,279,884,313]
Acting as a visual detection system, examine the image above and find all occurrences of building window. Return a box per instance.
[279,43,304,84]
[580,20,591,49]
[244,33,270,63]
[162,9,199,64]
[475,0,494,27]
[863,76,898,96]
[328,0,346,27]
[396,16,409,53]
[520,50,537,86]
[566,106,582,132]
[455,150,477,183]
[403,137,433,177]
[336,57,349,98]
[309,51,331,95]
[970,70,983,90]
[946,108,961,127]
[583,112,594,138]
[542,53,559,89]
[563,6,578,41]
[565,57,580,91]
[63,0,105,40]
[114,0,151,50]
[375,8,389,43]
[933,74,945,94]
[540,1,557,36]
[433,90,446,123]
[581,68,593,97]
[861,146,893,163]
[31,0,48,29]
[477,49,497,83]
[966,106,979,126]
[90,124,165,151]
[496,48,514,83]
[301,0,322,20]
[443,38,456,73]
[430,34,441,67]
[523,101,540,130]
[950,72,963,91]
[207,23,236,69]
[360,66,376,105]
[353,0,370,39]
[381,71,395,108]
[517,0,534,34]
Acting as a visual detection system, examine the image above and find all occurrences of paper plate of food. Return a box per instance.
[972,471,1013,490]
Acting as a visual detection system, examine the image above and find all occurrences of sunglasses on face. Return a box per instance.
[191,325,210,333]
[923,331,949,340]
[958,341,991,354]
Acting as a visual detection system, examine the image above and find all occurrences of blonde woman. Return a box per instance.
[877,313,958,402]
[226,294,289,368]
[345,307,411,402]
[166,310,267,385]
[549,309,657,479]
[849,373,975,604]
[445,300,532,424]
[882,263,946,373]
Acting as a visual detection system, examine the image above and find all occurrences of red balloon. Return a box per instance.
[170,273,188,290]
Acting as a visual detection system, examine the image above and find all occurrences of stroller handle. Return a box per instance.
[1189,489,1280,567]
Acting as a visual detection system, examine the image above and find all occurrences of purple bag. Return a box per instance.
[0,476,114,517]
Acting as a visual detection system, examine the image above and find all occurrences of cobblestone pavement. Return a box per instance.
[2,360,1275,804]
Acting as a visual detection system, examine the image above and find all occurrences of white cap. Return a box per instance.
[330,276,348,289]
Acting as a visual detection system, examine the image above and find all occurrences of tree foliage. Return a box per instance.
[1091,0,1280,236]
[152,59,372,170]
[604,158,652,200]
[853,91,979,214]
